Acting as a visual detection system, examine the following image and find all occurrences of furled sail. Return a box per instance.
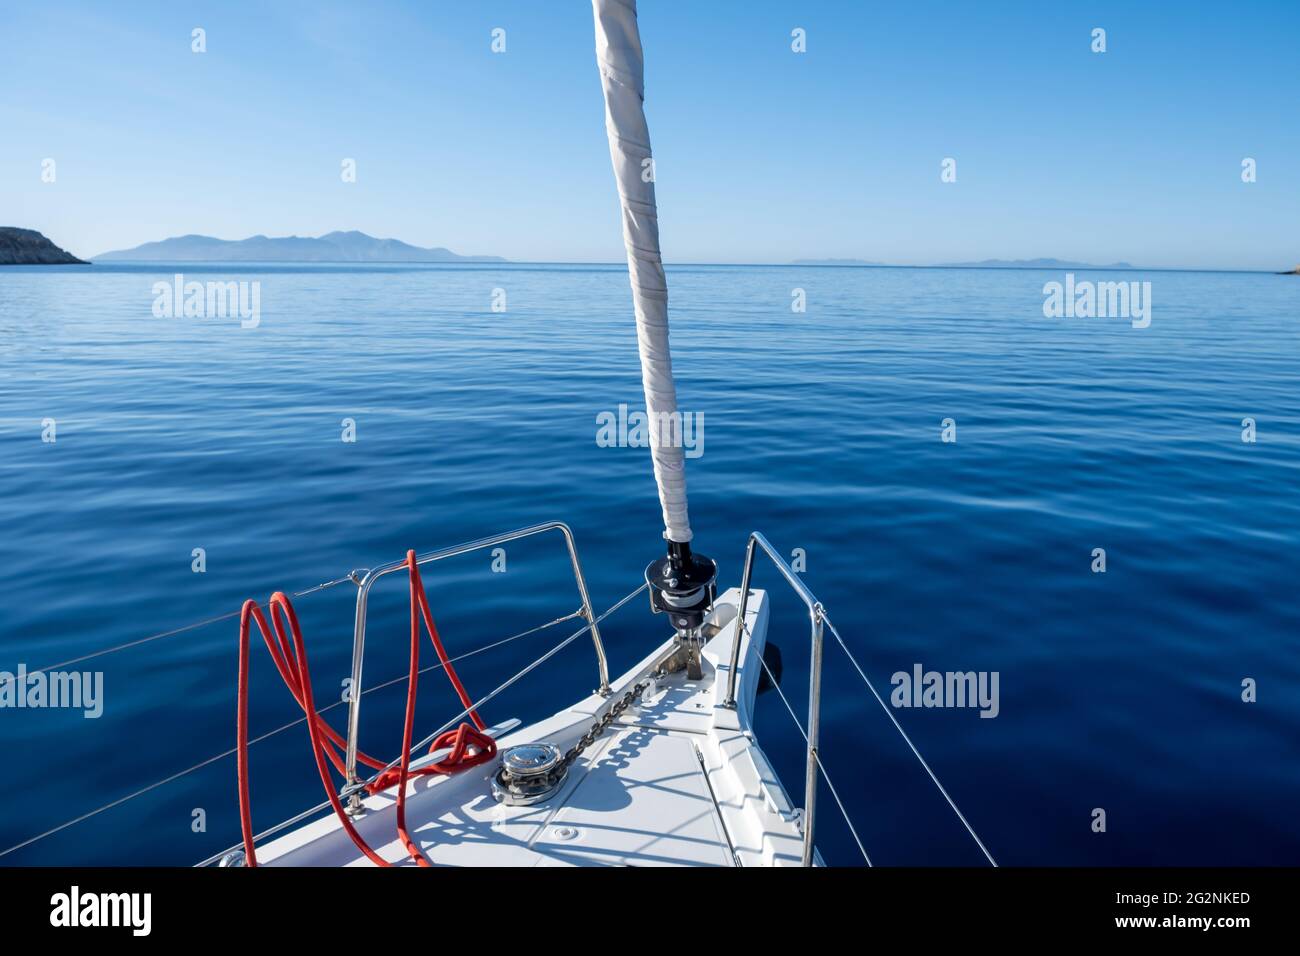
[591,0,692,544]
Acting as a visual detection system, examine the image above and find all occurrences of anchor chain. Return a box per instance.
[491,674,656,806]
[559,677,652,773]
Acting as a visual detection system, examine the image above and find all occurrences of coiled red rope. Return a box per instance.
[236,550,495,866]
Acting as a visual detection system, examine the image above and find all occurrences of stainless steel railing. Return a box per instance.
[342,521,610,798]
[723,531,995,868]
[723,531,825,867]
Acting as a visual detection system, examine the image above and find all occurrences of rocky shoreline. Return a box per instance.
[0,227,87,265]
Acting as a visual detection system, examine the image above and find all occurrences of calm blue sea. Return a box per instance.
[1,262,1297,866]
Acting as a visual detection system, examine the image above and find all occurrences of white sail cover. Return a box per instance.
[592,0,692,544]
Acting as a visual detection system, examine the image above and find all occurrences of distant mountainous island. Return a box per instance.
[789,256,1137,269]
[94,230,506,263]
[0,227,87,265]
[938,257,1135,269]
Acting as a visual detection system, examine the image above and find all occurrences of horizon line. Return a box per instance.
[72,258,1293,276]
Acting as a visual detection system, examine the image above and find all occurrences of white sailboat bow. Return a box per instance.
[230,577,805,867]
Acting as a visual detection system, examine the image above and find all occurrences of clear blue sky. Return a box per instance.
[1,0,1295,269]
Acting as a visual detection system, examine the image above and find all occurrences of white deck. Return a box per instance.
[249,587,807,867]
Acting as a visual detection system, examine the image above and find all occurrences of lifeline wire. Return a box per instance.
[0,605,587,860]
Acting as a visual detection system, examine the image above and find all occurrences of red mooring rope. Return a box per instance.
[236,550,496,866]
